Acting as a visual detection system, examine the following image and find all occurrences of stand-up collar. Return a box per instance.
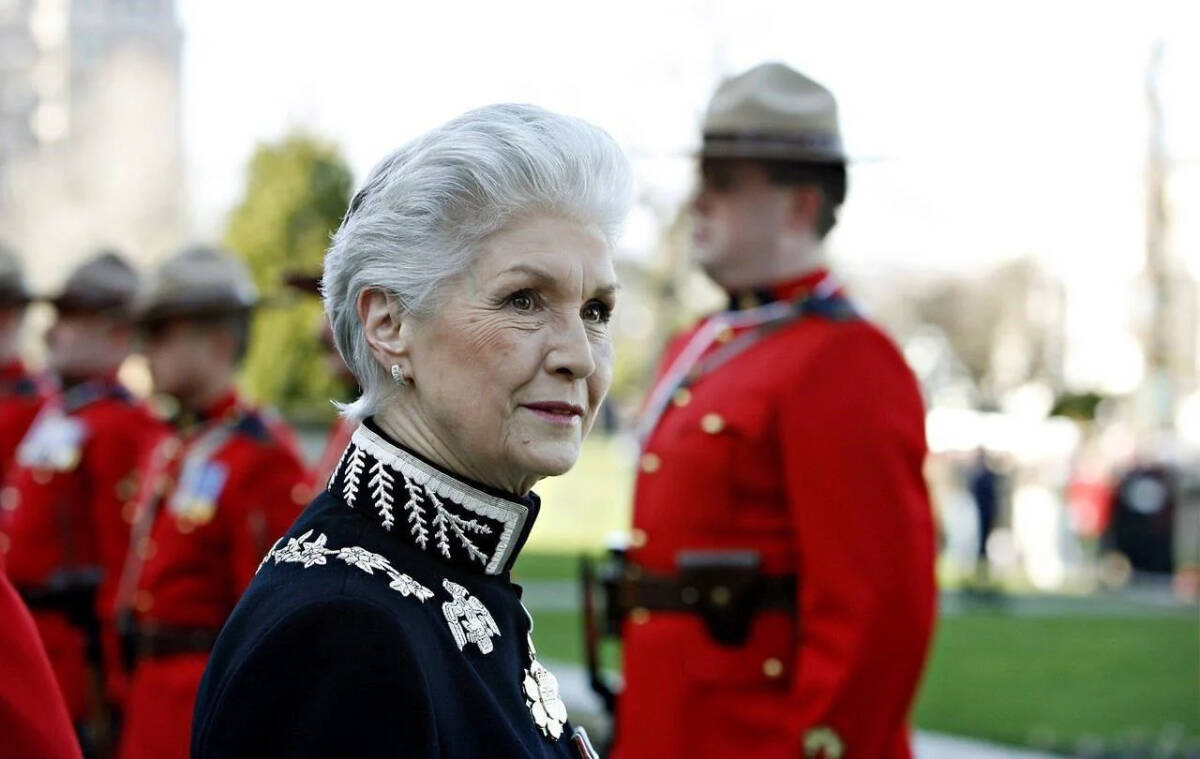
[327,418,540,576]
[725,268,833,311]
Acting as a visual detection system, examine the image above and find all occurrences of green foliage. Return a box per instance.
[224,134,354,420]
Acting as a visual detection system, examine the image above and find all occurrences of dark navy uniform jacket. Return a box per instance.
[192,419,586,758]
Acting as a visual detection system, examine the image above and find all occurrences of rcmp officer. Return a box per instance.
[114,246,309,759]
[607,64,937,758]
[0,251,165,754]
[0,244,51,474]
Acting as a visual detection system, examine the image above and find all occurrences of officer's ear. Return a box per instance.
[783,185,824,236]
[357,288,412,376]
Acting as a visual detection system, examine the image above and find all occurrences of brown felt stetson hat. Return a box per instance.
[46,250,140,316]
[701,62,845,164]
[135,245,258,324]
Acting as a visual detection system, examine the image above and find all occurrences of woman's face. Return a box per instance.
[403,214,618,492]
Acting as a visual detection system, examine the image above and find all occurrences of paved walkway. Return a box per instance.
[546,658,1059,758]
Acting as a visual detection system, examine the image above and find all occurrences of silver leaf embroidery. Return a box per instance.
[262,529,433,602]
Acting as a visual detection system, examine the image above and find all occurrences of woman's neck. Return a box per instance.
[373,404,539,497]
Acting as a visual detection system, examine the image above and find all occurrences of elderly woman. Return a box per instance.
[190,104,632,758]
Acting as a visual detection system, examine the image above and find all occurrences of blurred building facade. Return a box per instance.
[0,0,183,287]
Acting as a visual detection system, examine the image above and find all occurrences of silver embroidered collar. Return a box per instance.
[328,424,531,575]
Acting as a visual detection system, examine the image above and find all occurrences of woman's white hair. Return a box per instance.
[322,103,634,420]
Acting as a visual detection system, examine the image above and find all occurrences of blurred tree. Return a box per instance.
[225,133,353,421]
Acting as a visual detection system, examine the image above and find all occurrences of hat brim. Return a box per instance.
[281,272,322,296]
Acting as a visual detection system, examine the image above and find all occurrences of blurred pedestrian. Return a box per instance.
[0,251,165,756]
[611,63,936,758]
[281,271,358,486]
[0,244,51,475]
[114,246,308,759]
[967,447,1001,582]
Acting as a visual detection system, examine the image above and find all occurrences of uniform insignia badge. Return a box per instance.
[168,459,228,525]
[441,579,500,654]
[16,410,85,472]
[523,632,568,740]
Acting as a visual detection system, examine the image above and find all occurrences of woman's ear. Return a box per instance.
[357,288,411,371]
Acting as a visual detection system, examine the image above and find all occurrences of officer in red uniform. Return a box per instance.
[115,246,309,759]
[0,251,165,755]
[0,245,51,475]
[282,271,358,486]
[611,64,936,758]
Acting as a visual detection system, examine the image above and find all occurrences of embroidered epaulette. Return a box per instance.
[232,411,271,441]
[327,425,531,575]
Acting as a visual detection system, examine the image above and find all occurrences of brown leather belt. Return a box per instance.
[134,624,220,659]
[613,564,796,646]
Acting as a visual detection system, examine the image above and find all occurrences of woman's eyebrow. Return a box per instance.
[496,264,621,296]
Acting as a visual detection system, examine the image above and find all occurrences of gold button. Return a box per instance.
[0,487,19,511]
[639,452,661,473]
[629,607,651,625]
[804,726,844,758]
[177,517,196,534]
[710,585,732,606]
[700,413,725,434]
[32,469,52,485]
[137,538,156,560]
[672,388,692,407]
[161,437,181,459]
[763,657,784,679]
[115,474,138,501]
[122,502,138,524]
[681,586,700,605]
[134,590,154,613]
[715,326,735,344]
[630,528,648,549]
[291,483,311,506]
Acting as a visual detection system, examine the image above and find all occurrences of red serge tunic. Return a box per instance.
[0,564,81,759]
[615,271,937,758]
[116,392,309,759]
[0,377,165,722]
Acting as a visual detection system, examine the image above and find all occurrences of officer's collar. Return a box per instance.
[59,374,129,412]
[172,390,244,432]
[725,268,832,312]
[327,418,540,577]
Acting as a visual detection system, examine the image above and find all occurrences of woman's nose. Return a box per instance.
[548,317,596,380]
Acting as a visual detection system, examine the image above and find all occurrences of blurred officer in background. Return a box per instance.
[0,251,165,756]
[611,64,936,758]
[114,246,308,759]
[282,270,357,485]
[0,244,51,474]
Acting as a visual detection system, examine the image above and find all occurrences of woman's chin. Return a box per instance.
[516,441,582,480]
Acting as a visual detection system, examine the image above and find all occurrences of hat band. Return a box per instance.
[702,131,844,162]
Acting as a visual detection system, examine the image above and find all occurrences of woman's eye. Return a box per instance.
[582,301,612,324]
[507,291,537,312]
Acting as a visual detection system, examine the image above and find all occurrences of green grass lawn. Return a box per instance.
[520,577,1199,752]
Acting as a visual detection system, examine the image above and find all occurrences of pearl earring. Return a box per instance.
[390,364,409,386]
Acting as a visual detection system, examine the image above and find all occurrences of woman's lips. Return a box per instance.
[521,402,584,426]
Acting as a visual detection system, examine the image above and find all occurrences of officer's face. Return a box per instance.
[401,214,617,492]
[141,319,234,404]
[47,311,132,377]
[691,159,795,285]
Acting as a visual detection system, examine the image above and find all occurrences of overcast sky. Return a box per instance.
[173,0,1196,393]
[177,0,1197,274]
